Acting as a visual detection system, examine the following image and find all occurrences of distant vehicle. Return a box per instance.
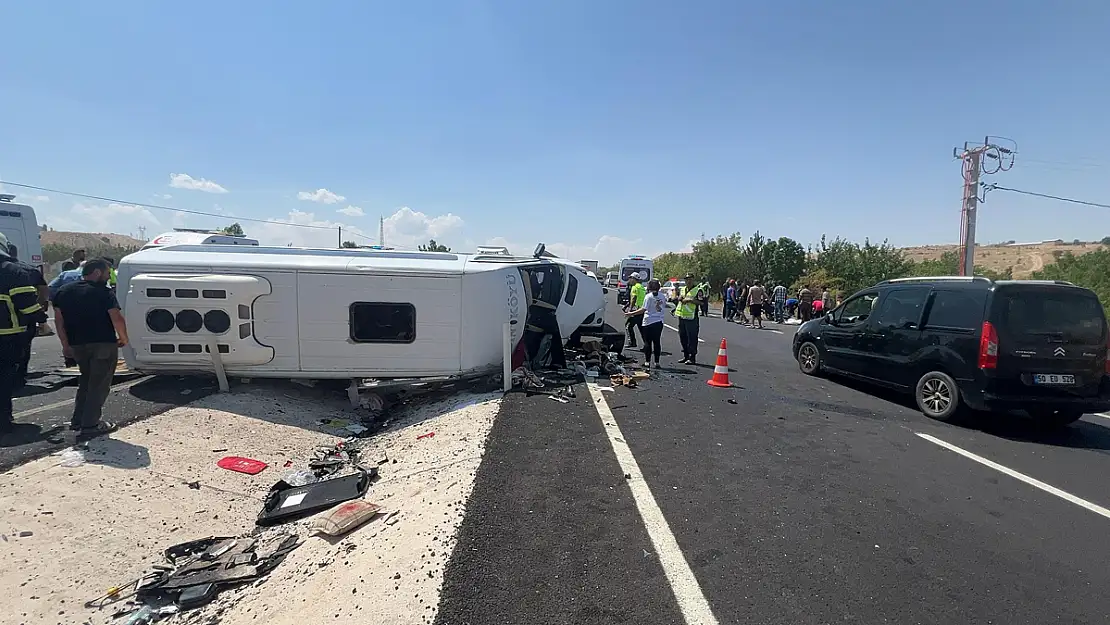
[142,228,260,250]
[0,194,44,272]
[578,259,600,275]
[660,279,685,301]
[792,276,1110,427]
[117,243,605,380]
[605,271,619,288]
[616,255,653,305]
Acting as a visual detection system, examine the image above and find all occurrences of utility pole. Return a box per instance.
[338,226,342,248]
[953,137,1016,276]
[379,216,386,248]
[137,225,146,241]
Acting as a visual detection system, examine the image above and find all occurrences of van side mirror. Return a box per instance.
[603,288,609,295]
[825,312,836,324]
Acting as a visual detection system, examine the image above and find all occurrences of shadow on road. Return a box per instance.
[0,423,66,448]
[961,412,1110,452]
[83,437,151,470]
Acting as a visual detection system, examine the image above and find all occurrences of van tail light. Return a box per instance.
[978,321,999,370]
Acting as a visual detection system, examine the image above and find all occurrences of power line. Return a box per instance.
[982,183,1110,210]
[0,179,343,231]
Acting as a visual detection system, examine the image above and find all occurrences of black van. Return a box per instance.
[791,276,1110,426]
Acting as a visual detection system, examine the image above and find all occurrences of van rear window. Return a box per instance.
[997,290,1106,342]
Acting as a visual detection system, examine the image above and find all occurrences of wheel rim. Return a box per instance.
[799,344,818,372]
[920,378,951,414]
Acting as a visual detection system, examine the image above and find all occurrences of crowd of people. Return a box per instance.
[619,273,841,368]
[723,280,839,326]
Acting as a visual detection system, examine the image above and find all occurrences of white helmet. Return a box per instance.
[630,272,641,280]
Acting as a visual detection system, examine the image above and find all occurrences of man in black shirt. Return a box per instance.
[52,259,129,438]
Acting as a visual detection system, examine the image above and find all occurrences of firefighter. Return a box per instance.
[0,233,47,434]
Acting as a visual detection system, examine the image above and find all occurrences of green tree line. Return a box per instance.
[648,232,1110,309]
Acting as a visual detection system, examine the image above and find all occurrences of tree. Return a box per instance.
[222,222,245,237]
[419,239,452,252]
[652,252,695,283]
[1032,249,1110,317]
[341,241,359,248]
[1101,236,1110,246]
[809,235,911,296]
[765,236,806,288]
[904,251,1011,281]
[691,233,746,291]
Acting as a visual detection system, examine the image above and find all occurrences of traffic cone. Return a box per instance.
[707,338,732,387]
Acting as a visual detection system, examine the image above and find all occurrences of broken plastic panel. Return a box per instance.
[257,468,373,526]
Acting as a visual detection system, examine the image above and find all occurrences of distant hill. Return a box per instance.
[40,230,146,250]
[901,240,1106,279]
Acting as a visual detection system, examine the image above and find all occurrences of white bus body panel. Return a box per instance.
[117,246,600,379]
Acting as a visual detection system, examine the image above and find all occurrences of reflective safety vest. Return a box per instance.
[676,282,708,319]
[109,268,118,288]
[0,260,43,336]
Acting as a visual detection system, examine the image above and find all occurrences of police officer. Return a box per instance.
[0,233,47,434]
[674,272,707,365]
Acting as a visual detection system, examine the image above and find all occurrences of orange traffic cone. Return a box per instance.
[707,338,732,387]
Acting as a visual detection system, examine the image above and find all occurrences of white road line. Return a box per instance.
[916,432,1110,522]
[663,323,706,343]
[587,383,720,625]
[13,377,150,419]
[1092,413,1110,423]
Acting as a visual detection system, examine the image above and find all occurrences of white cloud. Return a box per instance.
[297,188,345,204]
[161,194,172,200]
[383,207,463,249]
[252,205,463,250]
[337,205,364,217]
[71,202,163,233]
[169,173,228,194]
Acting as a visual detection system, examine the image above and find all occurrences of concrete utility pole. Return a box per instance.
[953,137,1015,276]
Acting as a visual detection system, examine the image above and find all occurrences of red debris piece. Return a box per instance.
[417,432,435,440]
[216,456,268,475]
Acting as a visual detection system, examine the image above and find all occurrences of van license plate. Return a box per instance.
[1033,374,1075,385]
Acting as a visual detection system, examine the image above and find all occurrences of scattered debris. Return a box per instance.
[257,468,374,526]
[309,501,384,537]
[417,432,435,440]
[186,481,202,490]
[58,448,86,467]
[217,456,269,475]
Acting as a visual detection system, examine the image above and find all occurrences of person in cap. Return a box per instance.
[623,272,646,348]
[0,232,47,434]
[673,272,707,364]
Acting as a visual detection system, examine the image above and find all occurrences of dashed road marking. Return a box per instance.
[916,432,1110,521]
[663,324,706,343]
[13,377,150,419]
[588,383,720,625]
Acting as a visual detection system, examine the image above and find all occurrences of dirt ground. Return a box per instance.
[0,385,501,625]
[901,241,1104,278]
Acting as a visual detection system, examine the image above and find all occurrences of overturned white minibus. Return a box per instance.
[116,244,604,379]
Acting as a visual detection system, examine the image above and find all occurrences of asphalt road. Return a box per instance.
[438,296,1110,624]
[0,332,215,471]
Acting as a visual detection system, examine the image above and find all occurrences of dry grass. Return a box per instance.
[40,230,146,249]
[901,241,1106,279]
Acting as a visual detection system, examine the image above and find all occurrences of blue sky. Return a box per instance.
[2,0,1110,263]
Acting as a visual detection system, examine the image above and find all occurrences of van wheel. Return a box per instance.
[915,371,960,421]
[797,342,822,376]
[1029,408,1083,428]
